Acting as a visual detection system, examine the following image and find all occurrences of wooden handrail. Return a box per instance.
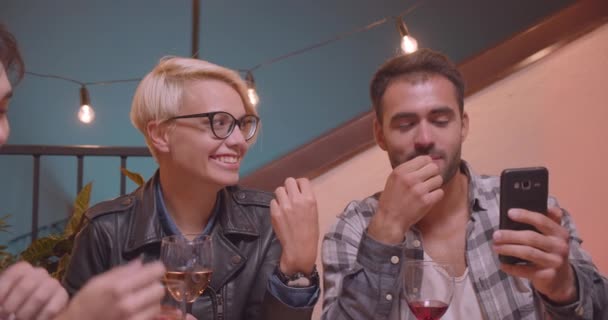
[0,144,150,156]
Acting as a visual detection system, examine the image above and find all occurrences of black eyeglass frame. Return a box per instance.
[166,111,260,141]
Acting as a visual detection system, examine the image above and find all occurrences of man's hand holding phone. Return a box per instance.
[493,206,577,304]
[368,155,444,245]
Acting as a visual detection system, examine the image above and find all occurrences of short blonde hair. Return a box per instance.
[130,56,256,157]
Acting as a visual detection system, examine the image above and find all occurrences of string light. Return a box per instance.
[245,71,260,107]
[396,17,418,54]
[24,0,426,120]
[78,85,95,124]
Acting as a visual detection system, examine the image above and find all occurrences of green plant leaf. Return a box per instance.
[64,182,92,237]
[8,181,96,276]
[0,251,16,271]
[20,236,63,265]
[0,214,11,233]
[51,254,71,280]
[121,167,145,187]
[0,215,16,271]
[54,238,74,256]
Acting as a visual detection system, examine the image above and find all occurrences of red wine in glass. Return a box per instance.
[408,300,449,320]
[402,260,454,320]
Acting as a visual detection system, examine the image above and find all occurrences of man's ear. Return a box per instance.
[373,118,388,151]
[147,121,170,154]
[461,111,469,142]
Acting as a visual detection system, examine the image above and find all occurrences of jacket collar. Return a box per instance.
[124,171,260,255]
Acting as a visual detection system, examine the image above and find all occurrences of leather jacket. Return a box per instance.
[63,173,315,320]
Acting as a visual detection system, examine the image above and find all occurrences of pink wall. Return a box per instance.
[310,22,608,319]
[463,23,608,273]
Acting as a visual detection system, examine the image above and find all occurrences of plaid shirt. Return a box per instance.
[321,161,607,320]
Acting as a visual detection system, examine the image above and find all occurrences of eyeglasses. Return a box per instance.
[167,111,260,141]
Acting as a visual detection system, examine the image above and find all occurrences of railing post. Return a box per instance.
[77,155,84,194]
[31,155,40,241]
[120,156,127,195]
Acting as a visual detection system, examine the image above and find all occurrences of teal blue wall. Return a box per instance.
[0,0,573,251]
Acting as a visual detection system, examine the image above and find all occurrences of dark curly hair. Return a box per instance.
[370,48,464,121]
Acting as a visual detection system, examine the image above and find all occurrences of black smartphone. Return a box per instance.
[499,167,548,265]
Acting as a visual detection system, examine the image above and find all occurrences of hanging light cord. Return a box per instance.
[24,71,84,86]
[25,0,427,87]
[243,0,426,73]
[246,18,387,73]
[25,71,141,87]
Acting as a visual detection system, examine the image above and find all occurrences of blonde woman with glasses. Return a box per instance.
[64,57,320,320]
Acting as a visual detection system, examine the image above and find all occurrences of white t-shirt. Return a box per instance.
[393,253,485,319]
[440,266,485,320]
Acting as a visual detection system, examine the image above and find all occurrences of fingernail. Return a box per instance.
[493,230,502,240]
[508,209,519,219]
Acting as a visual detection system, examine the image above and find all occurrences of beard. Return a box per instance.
[388,145,462,186]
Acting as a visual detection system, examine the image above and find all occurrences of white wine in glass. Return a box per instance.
[161,235,213,310]
[164,268,213,302]
[158,278,187,320]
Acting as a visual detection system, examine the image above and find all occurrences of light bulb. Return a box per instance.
[78,104,95,124]
[245,71,260,107]
[401,35,418,54]
[247,88,259,106]
[396,17,418,54]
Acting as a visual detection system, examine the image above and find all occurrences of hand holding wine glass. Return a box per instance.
[403,260,454,320]
[57,259,165,320]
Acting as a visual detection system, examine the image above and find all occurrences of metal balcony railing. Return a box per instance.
[0,144,151,243]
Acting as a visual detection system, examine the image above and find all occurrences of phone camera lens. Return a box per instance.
[522,180,532,190]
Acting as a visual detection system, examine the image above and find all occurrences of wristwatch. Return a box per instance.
[275,264,319,288]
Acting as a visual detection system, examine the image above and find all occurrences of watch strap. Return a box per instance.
[275,264,319,288]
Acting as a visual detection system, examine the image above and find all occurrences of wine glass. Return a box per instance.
[160,235,213,315]
[157,278,187,320]
[402,260,454,320]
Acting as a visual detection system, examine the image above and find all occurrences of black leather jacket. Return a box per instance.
[62,173,315,320]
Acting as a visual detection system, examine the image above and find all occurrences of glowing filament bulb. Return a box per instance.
[401,35,418,54]
[396,17,418,54]
[245,71,260,107]
[248,88,259,106]
[78,104,95,124]
[78,86,95,124]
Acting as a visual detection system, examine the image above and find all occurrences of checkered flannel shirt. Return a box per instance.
[321,161,607,320]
